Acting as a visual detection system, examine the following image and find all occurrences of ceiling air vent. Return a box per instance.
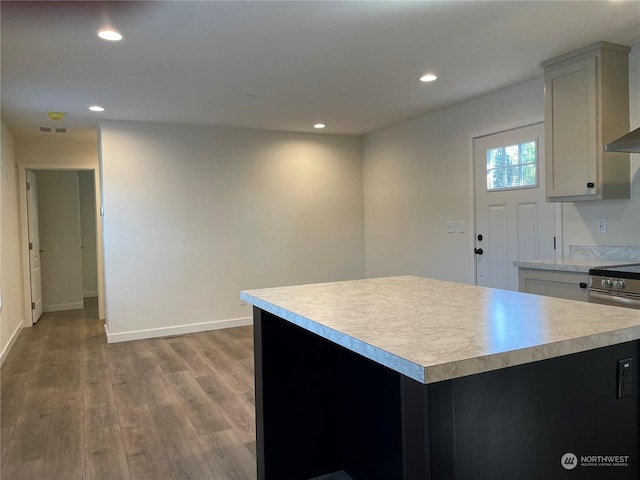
[39,126,68,134]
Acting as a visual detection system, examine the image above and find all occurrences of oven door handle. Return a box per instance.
[589,290,640,309]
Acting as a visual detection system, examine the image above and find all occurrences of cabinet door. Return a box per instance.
[518,268,588,302]
[545,57,597,199]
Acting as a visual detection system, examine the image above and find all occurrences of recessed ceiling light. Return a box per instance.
[314,123,326,129]
[420,73,438,82]
[97,29,123,41]
[89,105,105,112]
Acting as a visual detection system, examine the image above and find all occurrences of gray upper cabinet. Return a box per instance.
[541,42,630,202]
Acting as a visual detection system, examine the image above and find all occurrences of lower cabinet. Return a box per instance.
[518,268,588,302]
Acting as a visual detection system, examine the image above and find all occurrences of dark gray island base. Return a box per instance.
[242,277,640,480]
[254,308,638,480]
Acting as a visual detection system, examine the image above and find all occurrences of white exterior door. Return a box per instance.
[27,171,43,323]
[474,123,556,291]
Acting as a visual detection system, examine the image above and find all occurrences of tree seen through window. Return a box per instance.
[486,140,537,191]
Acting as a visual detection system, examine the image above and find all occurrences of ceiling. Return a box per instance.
[2,1,640,141]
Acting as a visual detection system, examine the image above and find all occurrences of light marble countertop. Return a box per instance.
[514,258,638,273]
[241,275,640,384]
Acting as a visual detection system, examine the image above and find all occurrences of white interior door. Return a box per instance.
[474,123,556,291]
[27,171,43,323]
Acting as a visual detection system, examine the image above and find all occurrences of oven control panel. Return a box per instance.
[599,278,626,290]
[591,275,639,294]
[589,275,640,309]
[589,267,640,309]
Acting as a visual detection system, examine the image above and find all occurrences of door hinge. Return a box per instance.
[29,242,33,250]
[31,302,35,310]
[553,236,556,250]
[26,182,31,191]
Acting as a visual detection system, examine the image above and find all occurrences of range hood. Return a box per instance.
[605,127,640,153]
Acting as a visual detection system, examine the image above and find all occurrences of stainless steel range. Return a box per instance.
[589,264,640,309]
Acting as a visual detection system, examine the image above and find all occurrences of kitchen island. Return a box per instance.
[241,276,640,480]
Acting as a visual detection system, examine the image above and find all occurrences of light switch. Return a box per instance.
[457,221,465,233]
[446,220,455,233]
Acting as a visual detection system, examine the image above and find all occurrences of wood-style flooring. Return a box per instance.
[1,298,257,480]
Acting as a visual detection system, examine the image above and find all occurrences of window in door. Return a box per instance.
[486,140,537,191]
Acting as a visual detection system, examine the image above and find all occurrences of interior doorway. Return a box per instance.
[18,164,105,324]
[33,170,98,317]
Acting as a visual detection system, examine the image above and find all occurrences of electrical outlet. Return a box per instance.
[597,218,607,234]
[618,358,633,399]
[50,286,57,295]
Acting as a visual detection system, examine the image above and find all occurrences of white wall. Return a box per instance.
[364,77,544,283]
[1,123,25,362]
[79,171,98,296]
[560,45,640,248]
[100,121,364,341]
[1,126,3,349]
[0,126,2,351]
[35,170,84,311]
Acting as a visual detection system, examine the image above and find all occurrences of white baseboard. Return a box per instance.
[105,316,253,343]
[1,320,24,366]
[83,290,98,298]
[43,301,84,313]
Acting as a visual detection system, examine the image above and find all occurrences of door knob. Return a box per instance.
[474,248,484,255]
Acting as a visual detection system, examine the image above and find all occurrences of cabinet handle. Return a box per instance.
[579,282,588,289]
[586,182,595,188]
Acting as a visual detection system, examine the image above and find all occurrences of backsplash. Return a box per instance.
[569,245,640,261]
